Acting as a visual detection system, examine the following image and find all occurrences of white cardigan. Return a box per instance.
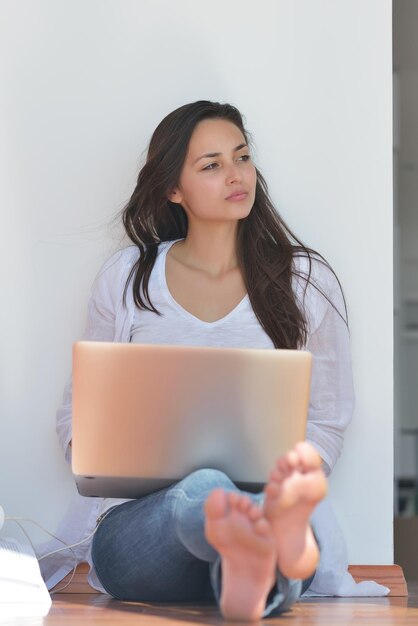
[37,241,388,597]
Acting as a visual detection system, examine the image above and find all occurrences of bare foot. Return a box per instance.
[263,442,327,581]
[204,489,277,621]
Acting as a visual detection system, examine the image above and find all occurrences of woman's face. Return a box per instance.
[169,118,257,223]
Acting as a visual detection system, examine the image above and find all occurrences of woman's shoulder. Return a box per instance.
[93,240,178,291]
[97,245,140,276]
[292,250,341,296]
[90,246,141,306]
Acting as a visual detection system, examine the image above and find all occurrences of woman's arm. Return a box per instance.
[301,261,355,475]
[56,250,131,464]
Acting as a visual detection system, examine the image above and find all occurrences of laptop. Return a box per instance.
[72,341,312,498]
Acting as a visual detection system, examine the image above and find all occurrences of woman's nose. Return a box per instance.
[225,163,242,184]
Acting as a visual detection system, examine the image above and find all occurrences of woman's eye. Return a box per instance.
[202,155,251,171]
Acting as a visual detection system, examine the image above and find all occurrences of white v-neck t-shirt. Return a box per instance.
[129,239,275,349]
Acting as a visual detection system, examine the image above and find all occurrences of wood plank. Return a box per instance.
[348,565,408,596]
[52,563,408,597]
[10,581,418,626]
[51,563,96,594]
[37,584,418,626]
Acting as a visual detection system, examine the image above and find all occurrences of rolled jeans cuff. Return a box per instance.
[209,556,302,617]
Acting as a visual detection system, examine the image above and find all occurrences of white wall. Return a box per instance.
[0,0,392,564]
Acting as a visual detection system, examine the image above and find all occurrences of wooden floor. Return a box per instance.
[6,582,418,625]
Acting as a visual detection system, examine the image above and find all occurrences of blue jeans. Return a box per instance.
[91,469,313,617]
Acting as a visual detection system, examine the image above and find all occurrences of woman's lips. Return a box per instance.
[226,192,248,201]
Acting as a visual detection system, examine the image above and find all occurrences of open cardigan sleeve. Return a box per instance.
[294,255,355,475]
[56,248,138,464]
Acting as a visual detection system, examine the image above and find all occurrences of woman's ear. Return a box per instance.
[168,189,182,204]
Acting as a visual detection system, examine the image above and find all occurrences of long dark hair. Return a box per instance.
[122,100,346,348]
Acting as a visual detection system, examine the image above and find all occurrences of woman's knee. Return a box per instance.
[177,468,235,495]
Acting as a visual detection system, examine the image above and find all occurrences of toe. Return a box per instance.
[237,495,252,512]
[286,449,300,469]
[278,458,290,476]
[204,489,228,519]
[264,482,281,499]
[248,503,263,522]
[254,517,272,538]
[269,467,282,483]
[278,456,294,478]
[295,442,322,472]
[227,491,240,510]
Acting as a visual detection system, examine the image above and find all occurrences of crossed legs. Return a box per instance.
[92,442,326,620]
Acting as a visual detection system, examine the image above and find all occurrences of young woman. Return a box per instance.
[54,100,354,620]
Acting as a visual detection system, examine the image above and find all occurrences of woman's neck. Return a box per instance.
[171,223,239,278]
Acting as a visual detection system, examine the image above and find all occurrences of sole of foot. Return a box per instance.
[204,489,277,621]
[263,441,327,581]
